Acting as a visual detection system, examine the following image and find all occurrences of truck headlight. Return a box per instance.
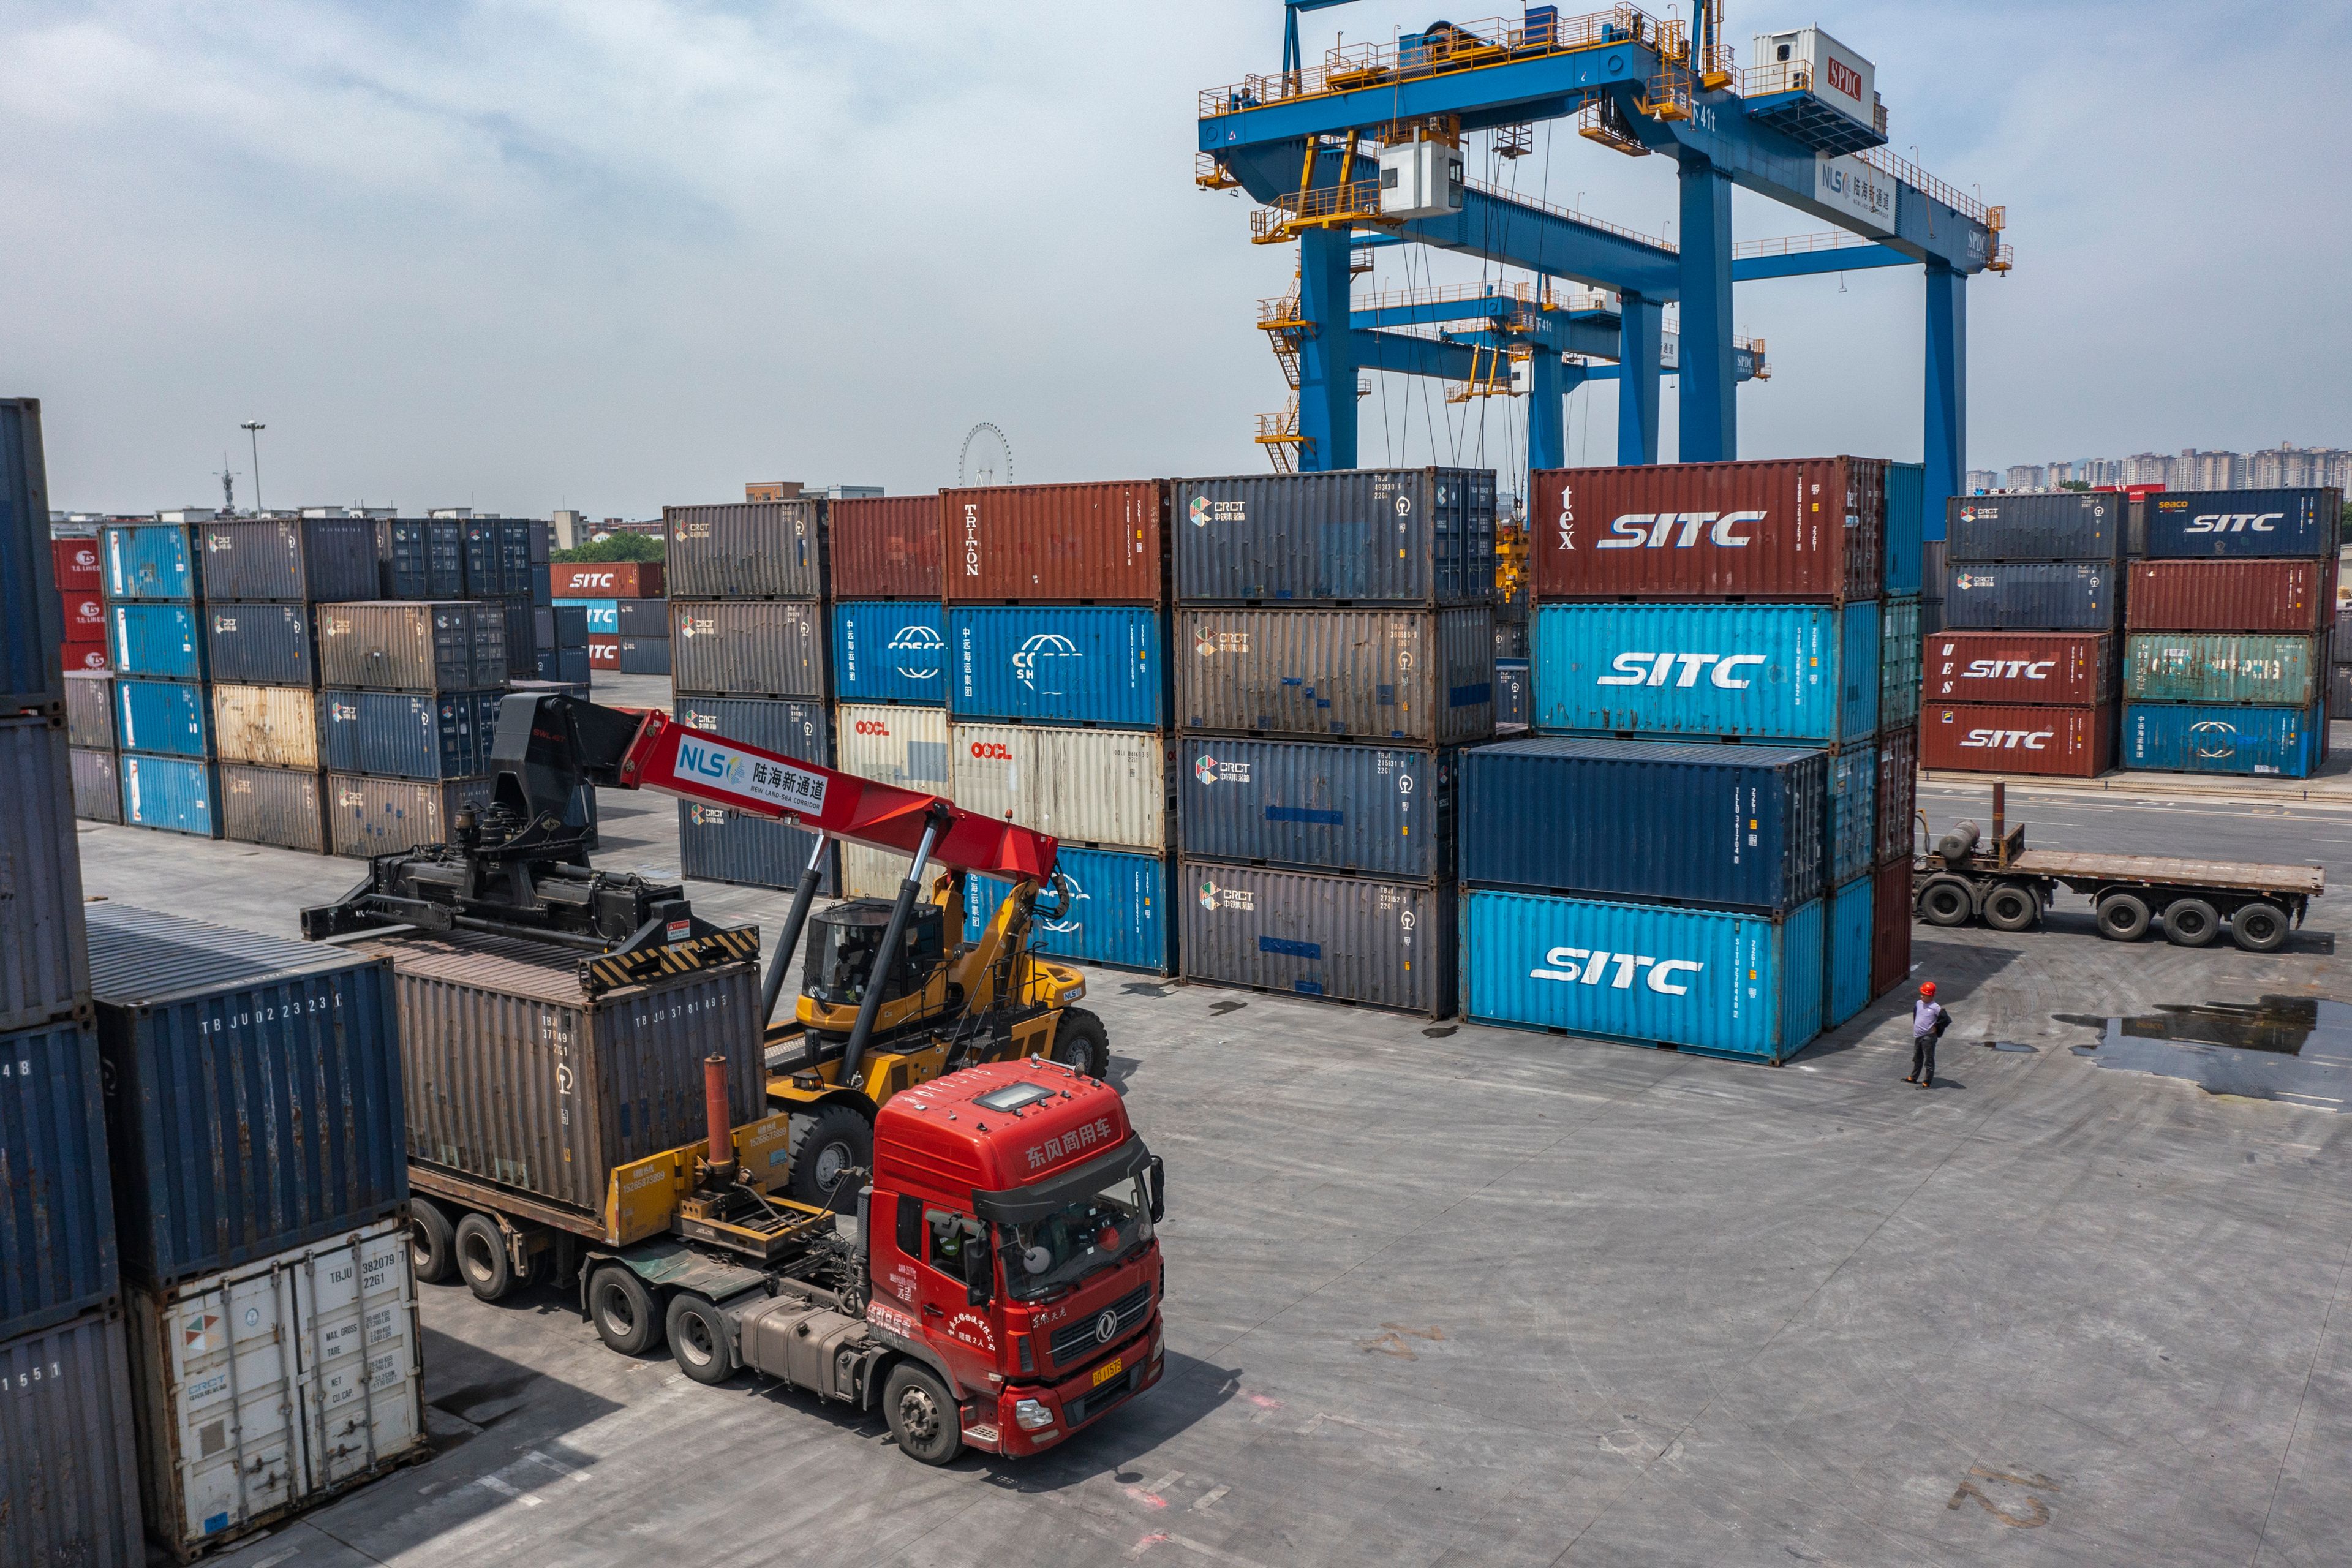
[1014,1398,1055,1432]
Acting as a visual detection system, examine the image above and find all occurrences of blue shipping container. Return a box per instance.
[835,601,948,706]
[118,755,220,837]
[1826,873,1872,1028]
[1177,736,1452,881]
[557,597,620,635]
[552,604,590,648]
[965,847,1172,974]
[206,602,317,686]
[2122,701,2326,778]
[101,521,202,601]
[1827,742,1879,888]
[1,399,63,714]
[673,695,832,765]
[1885,460,1924,589]
[1945,492,2125,562]
[1943,562,2117,631]
[951,606,1164,729]
[1460,737,1826,912]
[2144,488,2340,559]
[1532,601,1879,742]
[1460,888,1825,1064]
[320,689,497,779]
[537,647,593,684]
[0,1020,117,1343]
[107,602,208,680]
[380,517,464,598]
[115,678,213,757]
[86,903,407,1288]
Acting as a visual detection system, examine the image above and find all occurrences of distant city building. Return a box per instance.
[552,508,587,549]
[1980,445,2347,493]
[745,481,803,502]
[1963,469,2000,492]
[2004,464,2048,491]
[811,484,884,500]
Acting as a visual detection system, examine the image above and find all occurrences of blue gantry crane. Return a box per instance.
[1198,1,2009,521]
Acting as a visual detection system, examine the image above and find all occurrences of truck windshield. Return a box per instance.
[1001,1172,1151,1301]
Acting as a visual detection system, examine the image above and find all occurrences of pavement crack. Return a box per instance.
[2248,1228,2352,1567]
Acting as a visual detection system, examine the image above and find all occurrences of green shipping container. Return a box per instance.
[2124,632,2326,707]
[1879,596,1921,729]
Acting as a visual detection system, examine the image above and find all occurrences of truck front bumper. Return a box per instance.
[987,1315,1163,1457]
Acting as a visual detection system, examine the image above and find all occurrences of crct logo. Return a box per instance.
[1960,729,2052,750]
[2184,512,2283,534]
[1196,878,1254,912]
[1961,658,2054,680]
[1011,633,1079,693]
[1531,947,1704,995]
[1597,652,1768,689]
[1194,628,1248,656]
[886,622,944,680]
[1594,511,1765,549]
[1188,496,1243,527]
[1193,754,1250,785]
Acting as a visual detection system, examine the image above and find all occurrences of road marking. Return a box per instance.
[474,1473,541,1506]
[1192,1485,1230,1512]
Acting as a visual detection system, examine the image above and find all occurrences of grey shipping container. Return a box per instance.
[327,774,491,858]
[2333,663,2352,719]
[0,717,91,1035]
[616,598,669,636]
[317,600,506,692]
[671,599,827,699]
[220,763,330,853]
[674,695,833,764]
[0,1307,145,1568]
[1177,606,1495,745]
[197,517,380,602]
[618,635,672,676]
[677,802,839,895]
[65,669,116,748]
[664,499,827,599]
[375,518,464,599]
[346,931,764,1219]
[70,746,123,823]
[1,398,64,714]
[1180,860,1454,1018]
[1944,492,2125,562]
[0,1020,116,1342]
[206,601,320,687]
[87,903,407,1288]
[1178,736,1455,882]
[1943,562,2118,631]
[1496,656,1529,728]
[1174,467,1498,605]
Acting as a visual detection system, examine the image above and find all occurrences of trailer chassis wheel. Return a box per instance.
[666,1292,737,1385]
[883,1362,964,1466]
[1918,876,1974,927]
[589,1264,665,1355]
[1982,883,2040,932]
[409,1196,456,1285]
[454,1211,516,1302]
[2163,897,2221,948]
[2231,900,2291,954]
[2096,891,2152,943]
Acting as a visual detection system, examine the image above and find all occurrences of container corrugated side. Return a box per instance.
[1179,861,1452,1017]
[2124,633,2325,707]
[1177,606,1494,745]
[1173,467,1496,606]
[834,601,948,706]
[673,695,836,892]
[943,480,1168,603]
[950,723,1171,853]
[1920,704,2113,778]
[617,636,671,677]
[119,755,222,837]
[1884,461,1923,595]
[219,764,330,853]
[1943,491,2125,562]
[560,597,620,635]
[1875,726,1917,866]
[319,689,491,779]
[967,848,1173,974]
[671,600,828,699]
[1532,601,1877,743]
[1828,742,1879,888]
[70,746,123,823]
[88,903,407,1287]
[376,518,464,599]
[2124,559,2337,633]
[839,840,932,902]
[0,718,91,1033]
[674,695,832,765]
[326,774,489,857]
[1,399,64,712]
[2143,488,2341,559]
[663,500,826,598]
[1879,596,1920,728]
[0,1021,115,1342]
[64,671,116,748]
[101,521,201,601]
[1459,889,1825,1063]
[1826,875,1872,1028]
[1532,456,1883,601]
[1872,857,1912,998]
[952,606,1166,729]
[198,517,380,601]
[549,562,664,599]
[1943,562,2118,631]
[1459,736,1826,912]
[211,685,323,770]
[206,602,320,687]
[317,601,505,692]
[1178,736,1453,882]
[115,679,213,758]
[2122,701,2324,778]
[107,603,208,681]
[1924,631,2117,705]
[829,496,941,598]
[835,703,949,792]
[0,1306,144,1568]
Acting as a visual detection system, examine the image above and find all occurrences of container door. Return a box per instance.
[149,1263,301,1548]
[292,1220,423,1494]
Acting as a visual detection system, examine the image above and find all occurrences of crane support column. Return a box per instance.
[1675,157,1736,462]
[1616,293,1662,466]
[1526,349,1567,473]
[1924,260,1967,539]
[1296,225,1358,472]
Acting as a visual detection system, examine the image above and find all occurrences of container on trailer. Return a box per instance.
[831,495,943,598]
[116,678,213,758]
[1943,491,2125,562]
[552,603,590,647]
[206,601,320,687]
[943,480,1169,603]
[1458,888,1824,1063]
[326,774,489,857]
[1531,600,1879,742]
[1942,561,2117,631]
[663,502,823,599]
[1495,656,1530,728]
[1875,725,1917,865]
[2124,632,2326,707]
[950,722,1171,854]
[1871,856,1912,997]
[319,690,491,779]
[219,764,329,853]
[2124,559,2337,633]
[1920,703,2114,778]
[2143,488,2342,559]
[1826,874,1872,1028]
[1174,467,1497,605]
[1178,605,1494,744]
[613,598,668,637]
[1,401,63,714]
[376,518,464,598]
[1879,595,1920,728]
[617,636,671,676]
[1924,631,2116,706]
[2122,701,2325,778]
[952,605,1166,728]
[65,669,116,748]
[1827,741,1879,888]
[1178,735,1453,881]
[1460,736,1826,911]
[557,598,620,635]
[71,746,123,823]
[671,600,827,699]
[1531,456,1885,601]
[966,847,1172,974]
[197,517,379,602]
[62,587,107,643]
[108,603,208,681]
[87,903,404,1286]
[53,533,102,592]
[1180,860,1452,1017]
[211,684,323,771]
[124,1217,423,1561]
[0,1307,145,1568]
[317,601,506,692]
[587,637,620,671]
[1884,461,1924,595]
[835,600,948,706]
[119,755,221,837]
[835,702,949,792]
[102,519,202,601]
[0,1020,114,1341]
[0,719,89,1034]
[677,801,837,894]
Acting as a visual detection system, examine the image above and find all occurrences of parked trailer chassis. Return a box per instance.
[1915,842,2320,952]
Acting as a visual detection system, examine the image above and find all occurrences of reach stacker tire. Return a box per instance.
[456,1212,516,1302]
[409,1197,456,1285]
[1983,884,2040,932]
[667,1292,737,1385]
[884,1362,963,1467]
[2164,898,2221,948]
[1052,1006,1111,1078]
[790,1104,875,1209]
[590,1264,665,1355]
[1918,878,1973,927]
[2095,892,2152,943]
[2231,901,2291,954]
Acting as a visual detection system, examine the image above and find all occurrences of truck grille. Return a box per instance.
[1049,1283,1150,1365]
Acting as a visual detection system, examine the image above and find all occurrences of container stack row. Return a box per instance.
[831,496,951,903]
[553,558,665,678]
[2332,606,2352,722]
[374,514,551,684]
[55,533,108,673]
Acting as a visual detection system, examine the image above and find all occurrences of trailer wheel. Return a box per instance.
[666,1293,737,1385]
[883,1362,964,1466]
[1983,884,2040,932]
[2095,892,2152,943]
[2163,897,2221,948]
[1918,877,1974,927]
[589,1265,665,1355]
[789,1105,873,1209]
[454,1212,515,1302]
[409,1197,456,1285]
[2231,901,2291,954]
[1050,1006,1111,1078]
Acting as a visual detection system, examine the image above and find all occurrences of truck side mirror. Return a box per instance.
[963,1225,994,1306]
[1147,1156,1166,1223]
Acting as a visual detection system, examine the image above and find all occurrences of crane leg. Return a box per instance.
[761,832,833,1025]
[840,814,948,1087]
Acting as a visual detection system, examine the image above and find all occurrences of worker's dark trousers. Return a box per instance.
[1911,1033,1937,1085]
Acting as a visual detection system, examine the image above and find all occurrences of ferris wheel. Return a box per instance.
[957,422,1013,486]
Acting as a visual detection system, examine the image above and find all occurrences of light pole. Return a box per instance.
[240,421,266,515]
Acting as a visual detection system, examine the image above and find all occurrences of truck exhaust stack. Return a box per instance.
[703,1054,737,1185]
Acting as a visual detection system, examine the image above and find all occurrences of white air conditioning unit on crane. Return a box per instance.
[1379,141,1464,221]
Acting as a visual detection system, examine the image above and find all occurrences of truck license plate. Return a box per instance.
[1091,1357,1124,1388]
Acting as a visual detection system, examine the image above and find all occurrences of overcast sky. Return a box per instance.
[6,1,2343,514]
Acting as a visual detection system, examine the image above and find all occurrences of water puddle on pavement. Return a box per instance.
[2054,998,2352,1112]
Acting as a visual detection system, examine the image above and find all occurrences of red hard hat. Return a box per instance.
[1919,981,1937,997]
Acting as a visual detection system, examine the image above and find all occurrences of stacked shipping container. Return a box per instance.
[100,517,228,836]
[317,600,506,856]
[554,558,665,677]
[830,496,949,903]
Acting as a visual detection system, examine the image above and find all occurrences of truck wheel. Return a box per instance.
[2096,892,2152,943]
[2163,897,2220,948]
[666,1293,737,1385]
[1918,878,1973,927]
[1983,884,2040,932]
[2232,901,2291,954]
[454,1212,514,1302]
[789,1105,873,1210]
[589,1264,665,1355]
[1051,1006,1110,1078]
[409,1197,456,1285]
[883,1362,964,1466]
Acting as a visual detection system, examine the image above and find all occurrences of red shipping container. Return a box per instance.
[1531,456,1884,601]
[1923,631,2115,706]
[551,562,665,599]
[1875,725,1917,867]
[59,590,105,643]
[61,645,108,672]
[1871,856,1913,999]
[941,480,1169,603]
[830,496,941,599]
[51,537,100,592]
[587,638,620,669]
[2124,559,2336,633]
[1920,703,2113,778]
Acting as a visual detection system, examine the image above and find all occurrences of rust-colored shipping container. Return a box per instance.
[588,637,619,670]
[549,561,665,598]
[1875,725,1917,867]
[2124,559,2337,633]
[1919,703,2113,778]
[1531,457,1884,601]
[1870,856,1912,999]
[941,480,1169,603]
[1923,631,2116,706]
[829,496,941,599]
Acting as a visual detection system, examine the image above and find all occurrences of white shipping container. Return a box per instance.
[1752,26,1875,126]
[839,840,945,902]
[834,703,949,793]
[210,683,323,769]
[948,722,1172,853]
[125,1216,423,1559]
